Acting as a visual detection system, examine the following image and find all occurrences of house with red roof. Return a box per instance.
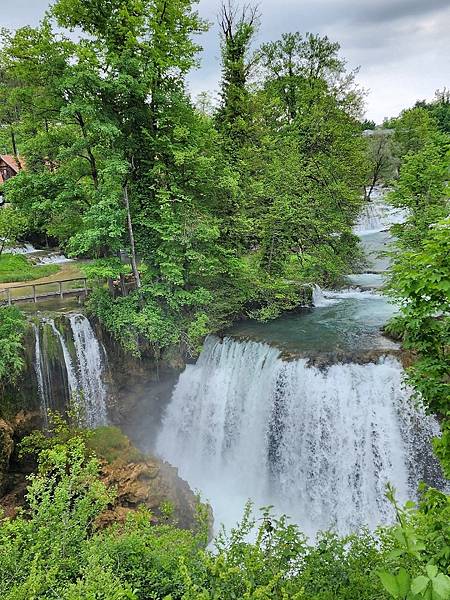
[0,155,22,184]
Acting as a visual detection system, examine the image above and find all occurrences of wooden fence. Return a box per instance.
[0,277,89,306]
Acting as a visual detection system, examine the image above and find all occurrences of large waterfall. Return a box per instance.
[156,336,442,537]
[33,313,109,427]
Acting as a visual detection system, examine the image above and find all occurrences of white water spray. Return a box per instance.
[156,336,441,537]
[69,314,108,428]
[355,187,407,234]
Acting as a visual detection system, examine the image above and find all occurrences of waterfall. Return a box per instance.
[311,284,337,307]
[32,323,49,428]
[46,319,79,396]
[156,336,442,537]
[69,314,108,428]
[355,187,407,234]
[32,314,109,428]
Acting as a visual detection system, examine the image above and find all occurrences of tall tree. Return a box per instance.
[216,1,259,154]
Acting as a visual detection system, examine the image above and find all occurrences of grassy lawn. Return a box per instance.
[0,253,60,284]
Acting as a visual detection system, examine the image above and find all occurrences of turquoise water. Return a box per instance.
[225,227,398,355]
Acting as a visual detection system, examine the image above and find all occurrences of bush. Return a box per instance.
[0,306,27,387]
[2,433,449,600]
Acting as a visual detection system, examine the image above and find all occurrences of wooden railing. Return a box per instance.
[0,277,89,306]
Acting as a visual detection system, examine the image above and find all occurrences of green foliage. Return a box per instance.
[377,485,450,600]
[365,130,398,191]
[0,253,59,283]
[3,437,450,600]
[0,1,372,354]
[390,107,439,159]
[0,306,26,386]
[385,103,450,476]
[0,206,28,257]
[415,89,450,135]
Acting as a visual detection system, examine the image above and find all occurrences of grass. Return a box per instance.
[0,253,60,284]
[86,426,145,464]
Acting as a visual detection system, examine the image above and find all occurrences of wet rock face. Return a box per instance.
[88,427,207,531]
[0,411,41,513]
[0,419,14,495]
[98,456,205,531]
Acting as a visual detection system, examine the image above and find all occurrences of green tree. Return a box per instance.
[216,1,259,155]
[252,32,366,279]
[0,306,26,388]
[0,205,27,256]
[365,130,398,198]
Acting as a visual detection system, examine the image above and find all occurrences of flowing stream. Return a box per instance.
[156,189,445,537]
[33,313,109,427]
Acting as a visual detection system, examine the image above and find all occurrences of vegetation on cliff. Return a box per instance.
[384,103,450,478]
[0,306,26,389]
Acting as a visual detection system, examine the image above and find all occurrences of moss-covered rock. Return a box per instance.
[89,426,210,532]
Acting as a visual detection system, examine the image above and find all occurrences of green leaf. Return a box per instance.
[432,574,450,600]
[426,565,438,579]
[379,571,400,598]
[411,576,430,596]
[397,569,411,598]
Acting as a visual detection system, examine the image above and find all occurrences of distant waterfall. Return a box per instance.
[156,336,442,536]
[355,187,407,234]
[33,314,109,428]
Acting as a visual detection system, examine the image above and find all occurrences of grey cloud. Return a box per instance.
[1,0,449,122]
[349,0,450,25]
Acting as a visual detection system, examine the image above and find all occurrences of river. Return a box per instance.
[155,189,445,537]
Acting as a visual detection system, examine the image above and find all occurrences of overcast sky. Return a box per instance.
[2,0,450,123]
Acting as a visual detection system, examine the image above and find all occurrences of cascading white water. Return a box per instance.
[46,319,79,396]
[156,336,441,537]
[37,253,73,265]
[354,187,407,234]
[32,314,109,428]
[69,314,108,428]
[311,284,338,307]
[32,323,49,427]
[6,243,38,255]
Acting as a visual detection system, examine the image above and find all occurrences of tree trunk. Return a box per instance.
[10,129,22,169]
[123,183,141,289]
[76,112,99,189]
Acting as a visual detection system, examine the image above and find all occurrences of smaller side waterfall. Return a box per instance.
[311,284,338,307]
[32,314,109,428]
[32,323,49,428]
[69,314,108,428]
[46,319,79,396]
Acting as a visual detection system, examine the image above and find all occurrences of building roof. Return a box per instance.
[0,154,23,183]
[0,154,22,173]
